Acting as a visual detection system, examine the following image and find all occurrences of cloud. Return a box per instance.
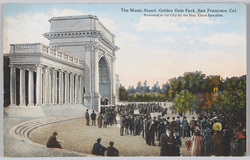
[3,8,117,53]
[47,8,84,17]
[153,36,175,43]
[197,33,245,47]
[117,46,246,87]
[99,18,118,32]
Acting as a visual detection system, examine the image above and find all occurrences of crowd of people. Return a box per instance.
[46,103,246,157]
[116,103,247,156]
[84,107,117,128]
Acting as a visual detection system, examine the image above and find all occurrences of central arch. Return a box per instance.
[99,56,111,105]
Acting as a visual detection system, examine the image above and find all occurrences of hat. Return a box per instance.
[204,128,212,133]
[53,132,58,135]
[97,138,102,141]
[192,117,195,119]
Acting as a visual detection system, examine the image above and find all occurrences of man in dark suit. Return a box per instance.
[160,127,175,156]
[92,138,107,156]
[149,119,157,146]
[146,118,151,145]
[106,141,119,156]
[173,130,182,156]
[157,119,166,146]
[85,109,90,126]
[176,116,182,136]
[47,132,62,149]
[182,117,189,138]
[91,110,97,126]
[171,117,178,131]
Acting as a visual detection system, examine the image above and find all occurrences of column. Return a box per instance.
[42,71,45,105]
[28,70,34,106]
[44,67,50,104]
[64,72,69,104]
[75,74,79,104]
[19,69,26,107]
[58,70,63,104]
[70,73,74,104]
[52,69,57,104]
[48,69,52,104]
[79,75,82,104]
[36,65,42,106]
[10,65,16,107]
[112,57,117,105]
[94,51,100,111]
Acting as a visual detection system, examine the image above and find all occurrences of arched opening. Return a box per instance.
[99,57,111,105]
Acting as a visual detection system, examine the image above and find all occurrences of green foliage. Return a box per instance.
[128,93,167,102]
[173,90,196,114]
[123,71,246,120]
[214,75,246,117]
[119,85,128,101]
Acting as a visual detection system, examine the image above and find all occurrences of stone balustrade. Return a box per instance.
[10,43,84,67]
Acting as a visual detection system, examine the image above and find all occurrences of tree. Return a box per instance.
[135,81,143,93]
[119,85,128,101]
[214,75,246,119]
[127,85,135,94]
[143,80,150,93]
[174,90,196,116]
[202,75,222,93]
[151,81,160,93]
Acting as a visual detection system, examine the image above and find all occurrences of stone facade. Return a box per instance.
[6,15,119,112]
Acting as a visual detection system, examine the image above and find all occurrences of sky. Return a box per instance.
[3,3,246,88]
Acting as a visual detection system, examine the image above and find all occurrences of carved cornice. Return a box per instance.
[43,30,119,51]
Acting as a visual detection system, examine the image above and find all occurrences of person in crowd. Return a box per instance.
[190,117,196,136]
[213,131,223,156]
[142,117,146,138]
[148,119,157,146]
[166,117,171,128]
[124,116,130,134]
[91,110,97,126]
[176,116,182,136]
[106,141,119,156]
[134,116,140,135]
[103,113,108,128]
[92,138,107,156]
[233,128,246,156]
[120,115,125,136]
[160,127,175,156]
[191,130,203,156]
[171,117,177,131]
[47,132,63,149]
[85,109,90,126]
[146,118,151,145]
[182,117,189,138]
[97,113,103,128]
[173,130,182,156]
[129,115,135,135]
[157,119,166,146]
[222,129,233,156]
[203,128,213,156]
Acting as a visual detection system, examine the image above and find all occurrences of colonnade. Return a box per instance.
[10,64,83,107]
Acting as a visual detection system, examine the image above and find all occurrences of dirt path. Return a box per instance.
[30,117,192,156]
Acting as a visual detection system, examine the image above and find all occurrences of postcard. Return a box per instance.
[2,3,246,157]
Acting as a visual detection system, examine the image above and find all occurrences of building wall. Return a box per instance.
[44,15,118,111]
